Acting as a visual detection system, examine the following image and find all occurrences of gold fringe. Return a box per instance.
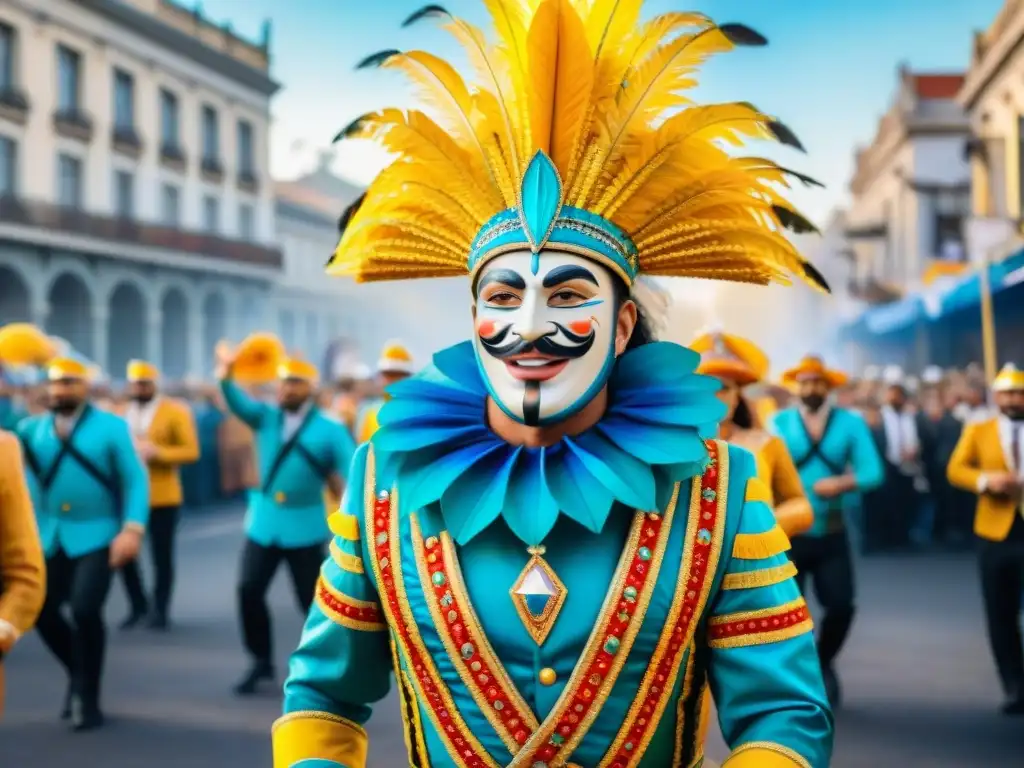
[328,512,360,542]
[730,525,791,560]
[721,562,797,591]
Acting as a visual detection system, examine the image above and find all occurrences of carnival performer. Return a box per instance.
[947,363,1024,715]
[355,340,416,443]
[769,355,884,708]
[16,357,149,730]
[272,2,835,766]
[693,331,813,538]
[117,360,200,630]
[0,428,45,719]
[216,353,356,695]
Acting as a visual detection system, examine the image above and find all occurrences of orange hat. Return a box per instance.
[781,356,848,389]
[691,331,769,387]
[278,358,319,384]
[46,357,89,381]
[377,340,414,375]
[993,364,1024,393]
[126,359,159,382]
[0,323,57,367]
[231,333,285,385]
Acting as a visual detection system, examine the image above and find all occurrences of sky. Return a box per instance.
[197,0,1004,226]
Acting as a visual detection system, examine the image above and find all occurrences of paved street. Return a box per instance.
[2,506,1023,767]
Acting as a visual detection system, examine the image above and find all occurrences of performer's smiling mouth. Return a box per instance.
[504,354,569,381]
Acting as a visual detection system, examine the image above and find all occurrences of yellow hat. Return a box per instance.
[47,357,89,381]
[691,331,769,387]
[278,358,319,383]
[377,340,413,375]
[0,323,57,367]
[126,359,159,382]
[781,355,848,389]
[231,333,286,385]
[993,364,1024,392]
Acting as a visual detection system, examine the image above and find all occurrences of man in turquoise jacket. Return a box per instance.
[217,354,356,696]
[16,356,149,731]
[271,3,835,765]
[770,355,884,709]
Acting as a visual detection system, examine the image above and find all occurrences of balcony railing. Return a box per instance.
[847,276,903,305]
[0,196,282,269]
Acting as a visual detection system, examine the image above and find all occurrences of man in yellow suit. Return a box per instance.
[118,360,200,630]
[0,429,45,719]
[355,340,414,443]
[948,363,1024,715]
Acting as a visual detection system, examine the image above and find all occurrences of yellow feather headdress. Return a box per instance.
[329,0,829,293]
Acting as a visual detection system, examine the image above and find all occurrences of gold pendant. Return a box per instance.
[509,545,567,646]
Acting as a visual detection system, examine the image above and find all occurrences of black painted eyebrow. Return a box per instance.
[543,264,598,288]
[477,268,526,292]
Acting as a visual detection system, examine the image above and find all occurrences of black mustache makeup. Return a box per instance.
[479,322,595,360]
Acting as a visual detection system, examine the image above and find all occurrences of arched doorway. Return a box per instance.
[107,282,147,376]
[0,266,31,325]
[46,273,94,359]
[160,288,189,380]
[202,292,227,376]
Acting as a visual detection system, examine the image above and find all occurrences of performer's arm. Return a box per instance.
[218,374,269,430]
[326,422,358,501]
[765,437,812,538]
[710,457,833,768]
[0,432,45,657]
[152,402,200,466]
[844,414,884,493]
[111,419,151,533]
[946,423,984,492]
[273,445,392,768]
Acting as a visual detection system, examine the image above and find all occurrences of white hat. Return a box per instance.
[882,365,904,385]
[862,365,880,381]
[377,340,414,375]
[921,365,944,385]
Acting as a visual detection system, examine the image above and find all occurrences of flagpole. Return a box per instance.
[979,244,998,385]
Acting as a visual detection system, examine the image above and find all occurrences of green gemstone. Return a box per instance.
[604,636,621,654]
[638,546,652,561]
[623,586,638,603]
[431,572,447,587]
[550,733,565,745]
[625,742,634,751]
[460,642,475,659]
[617,611,630,622]
[702,488,717,501]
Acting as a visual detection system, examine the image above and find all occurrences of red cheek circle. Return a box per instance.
[477,319,496,338]
[569,319,593,336]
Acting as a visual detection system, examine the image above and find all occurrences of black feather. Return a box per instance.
[773,205,819,235]
[801,260,831,294]
[338,194,367,236]
[402,4,449,27]
[355,49,401,70]
[767,120,805,152]
[332,113,372,144]
[719,24,768,46]
[777,166,824,188]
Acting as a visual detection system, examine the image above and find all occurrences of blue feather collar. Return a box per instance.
[372,340,725,546]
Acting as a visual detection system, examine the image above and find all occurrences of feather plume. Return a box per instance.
[718,24,768,46]
[772,205,820,234]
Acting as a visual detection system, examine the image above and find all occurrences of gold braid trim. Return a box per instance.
[723,741,812,768]
[721,562,797,591]
[730,525,790,560]
[330,539,365,575]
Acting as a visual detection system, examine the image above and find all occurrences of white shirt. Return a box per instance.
[125,397,161,438]
[881,405,919,470]
[997,416,1024,478]
[53,404,85,438]
[283,401,312,441]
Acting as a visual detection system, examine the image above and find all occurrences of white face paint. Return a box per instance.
[472,249,620,425]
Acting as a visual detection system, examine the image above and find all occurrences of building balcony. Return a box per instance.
[847,276,903,305]
[111,126,144,160]
[0,87,30,126]
[53,109,94,143]
[201,157,225,184]
[160,143,187,173]
[0,195,282,270]
[237,170,259,194]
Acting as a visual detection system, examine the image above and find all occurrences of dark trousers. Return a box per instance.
[120,506,180,618]
[866,466,916,551]
[237,538,324,665]
[35,548,113,707]
[791,531,855,668]
[978,516,1024,695]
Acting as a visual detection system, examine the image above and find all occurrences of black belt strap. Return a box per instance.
[63,443,118,498]
[793,409,849,476]
[261,407,319,493]
[294,442,333,483]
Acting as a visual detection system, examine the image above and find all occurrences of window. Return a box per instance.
[161,183,180,226]
[113,68,134,129]
[0,23,15,90]
[932,188,969,262]
[237,120,253,175]
[56,44,81,113]
[0,136,16,196]
[238,203,255,240]
[57,153,82,207]
[160,89,179,147]
[201,104,219,161]
[202,195,220,233]
[113,170,134,218]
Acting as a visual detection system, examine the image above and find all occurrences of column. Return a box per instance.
[147,305,163,373]
[187,300,204,380]
[92,307,109,375]
[29,295,50,330]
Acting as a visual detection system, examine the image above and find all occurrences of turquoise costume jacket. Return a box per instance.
[0,396,26,431]
[275,441,832,768]
[768,407,884,538]
[220,380,356,549]
[16,405,150,558]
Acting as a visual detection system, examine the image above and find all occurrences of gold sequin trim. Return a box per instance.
[314,572,386,632]
[721,562,798,591]
[271,709,367,737]
[330,539,365,575]
[671,643,697,766]
[730,524,790,560]
[389,636,429,764]
[708,618,814,650]
[728,741,812,768]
